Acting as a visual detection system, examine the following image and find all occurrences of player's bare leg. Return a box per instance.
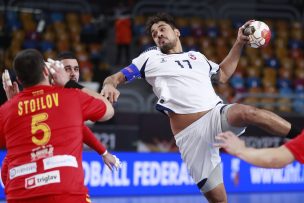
[204,183,227,203]
[226,104,291,136]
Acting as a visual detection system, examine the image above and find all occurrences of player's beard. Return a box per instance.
[159,39,176,54]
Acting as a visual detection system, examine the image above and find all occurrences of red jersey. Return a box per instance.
[1,125,107,188]
[285,130,304,164]
[0,85,106,200]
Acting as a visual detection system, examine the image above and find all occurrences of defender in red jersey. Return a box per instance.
[215,130,304,168]
[1,52,120,188]
[0,49,114,203]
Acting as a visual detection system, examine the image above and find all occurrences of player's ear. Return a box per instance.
[174,29,180,37]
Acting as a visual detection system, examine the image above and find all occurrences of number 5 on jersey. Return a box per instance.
[31,113,51,146]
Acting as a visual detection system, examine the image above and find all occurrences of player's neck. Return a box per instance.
[167,43,183,54]
[37,79,51,86]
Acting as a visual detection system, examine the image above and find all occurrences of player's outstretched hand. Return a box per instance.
[100,84,120,104]
[214,131,246,156]
[237,20,255,45]
[45,58,69,86]
[102,151,122,171]
[2,69,19,100]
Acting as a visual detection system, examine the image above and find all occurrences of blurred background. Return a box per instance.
[0,0,303,202]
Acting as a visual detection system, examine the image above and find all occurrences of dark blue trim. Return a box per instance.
[155,104,174,116]
[197,178,207,189]
[205,58,212,72]
[140,58,149,79]
[220,104,228,114]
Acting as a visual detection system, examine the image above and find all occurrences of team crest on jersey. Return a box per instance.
[188,53,196,60]
[31,145,54,161]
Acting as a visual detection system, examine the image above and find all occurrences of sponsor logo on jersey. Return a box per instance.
[25,170,60,189]
[31,145,54,161]
[9,162,37,180]
[188,53,196,60]
[43,155,78,170]
[160,58,167,63]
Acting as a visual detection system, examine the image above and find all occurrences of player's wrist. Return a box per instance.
[102,150,108,157]
[64,80,84,89]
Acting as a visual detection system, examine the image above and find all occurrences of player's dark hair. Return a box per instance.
[57,51,77,60]
[13,49,45,87]
[145,12,178,35]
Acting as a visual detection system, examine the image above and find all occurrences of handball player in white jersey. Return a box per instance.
[101,13,302,203]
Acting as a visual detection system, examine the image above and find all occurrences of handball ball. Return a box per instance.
[243,21,271,48]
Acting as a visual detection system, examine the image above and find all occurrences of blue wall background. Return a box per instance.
[0,151,303,198]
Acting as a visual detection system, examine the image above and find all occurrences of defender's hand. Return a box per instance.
[2,69,19,100]
[102,151,122,171]
[214,131,246,156]
[46,58,69,86]
[101,84,120,104]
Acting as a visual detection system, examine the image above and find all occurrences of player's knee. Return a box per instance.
[201,164,227,203]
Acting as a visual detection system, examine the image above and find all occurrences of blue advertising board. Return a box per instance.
[0,151,303,199]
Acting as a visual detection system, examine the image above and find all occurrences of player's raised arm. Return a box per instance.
[217,20,253,83]
[2,69,19,100]
[101,72,126,104]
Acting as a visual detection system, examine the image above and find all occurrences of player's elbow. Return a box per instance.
[218,77,228,84]
[218,71,229,84]
[100,105,114,121]
[262,156,288,168]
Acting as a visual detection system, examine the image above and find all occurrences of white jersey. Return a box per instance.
[121,47,222,114]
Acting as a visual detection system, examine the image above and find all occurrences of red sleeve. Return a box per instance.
[284,130,304,163]
[83,125,106,155]
[1,156,8,186]
[0,108,6,148]
[75,89,107,122]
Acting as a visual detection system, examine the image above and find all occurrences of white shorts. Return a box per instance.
[174,103,246,192]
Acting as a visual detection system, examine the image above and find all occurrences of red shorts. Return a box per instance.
[8,194,91,203]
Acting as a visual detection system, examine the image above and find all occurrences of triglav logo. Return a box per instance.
[25,170,60,189]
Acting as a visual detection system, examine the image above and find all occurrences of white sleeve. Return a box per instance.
[120,52,150,82]
[131,51,150,72]
[198,52,220,77]
[208,60,220,77]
